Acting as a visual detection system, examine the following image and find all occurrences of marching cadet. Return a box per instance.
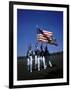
[44,46,52,67]
[34,45,38,69]
[27,45,33,72]
[34,43,41,71]
[35,46,41,71]
[40,45,47,70]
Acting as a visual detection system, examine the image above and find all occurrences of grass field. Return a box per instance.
[17,52,63,81]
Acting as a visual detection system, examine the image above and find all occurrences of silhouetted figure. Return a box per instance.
[34,45,39,70]
[40,45,47,69]
[44,46,52,67]
[35,46,41,71]
[27,45,33,72]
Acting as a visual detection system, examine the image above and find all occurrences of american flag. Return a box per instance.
[37,28,57,46]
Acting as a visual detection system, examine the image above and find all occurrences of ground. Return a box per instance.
[17,52,63,80]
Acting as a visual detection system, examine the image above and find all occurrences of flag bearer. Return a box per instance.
[35,46,41,71]
[27,45,33,72]
[44,46,52,68]
[40,45,47,69]
[34,45,38,70]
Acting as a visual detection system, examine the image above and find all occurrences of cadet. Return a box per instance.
[27,45,33,72]
[35,46,41,71]
[44,46,52,67]
[34,45,38,70]
[40,45,47,70]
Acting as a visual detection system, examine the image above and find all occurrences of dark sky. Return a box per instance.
[17,9,63,57]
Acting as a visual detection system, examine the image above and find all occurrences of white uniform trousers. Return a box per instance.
[41,56,47,69]
[49,60,52,67]
[35,55,38,69]
[37,57,41,71]
[42,56,47,69]
[27,56,33,72]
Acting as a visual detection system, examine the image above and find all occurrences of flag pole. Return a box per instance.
[36,25,38,46]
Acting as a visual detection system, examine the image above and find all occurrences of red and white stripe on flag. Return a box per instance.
[42,30,53,37]
[37,30,53,42]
